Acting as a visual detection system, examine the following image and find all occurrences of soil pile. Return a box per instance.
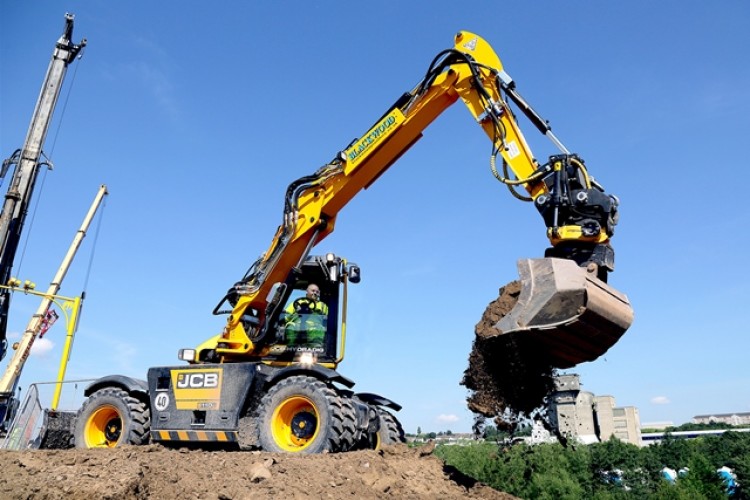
[463,281,556,432]
[0,443,516,499]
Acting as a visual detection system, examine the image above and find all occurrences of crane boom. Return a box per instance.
[0,185,108,433]
[0,14,86,362]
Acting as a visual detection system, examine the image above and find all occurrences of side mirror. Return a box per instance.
[348,265,361,283]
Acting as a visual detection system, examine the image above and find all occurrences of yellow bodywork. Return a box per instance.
[196,31,619,363]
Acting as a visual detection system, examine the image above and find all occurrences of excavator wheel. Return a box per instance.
[372,407,406,449]
[337,395,361,452]
[257,375,356,453]
[73,388,150,448]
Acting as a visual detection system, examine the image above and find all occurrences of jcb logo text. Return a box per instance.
[176,372,219,389]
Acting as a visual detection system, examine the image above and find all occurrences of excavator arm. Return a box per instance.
[195,31,633,367]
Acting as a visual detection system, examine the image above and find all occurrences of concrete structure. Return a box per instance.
[611,406,641,444]
[547,374,642,446]
[594,395,616,439]
[692,412,750,426]
[547,374,598,444]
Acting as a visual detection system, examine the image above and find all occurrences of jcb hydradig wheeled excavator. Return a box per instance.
[64,32,633,453]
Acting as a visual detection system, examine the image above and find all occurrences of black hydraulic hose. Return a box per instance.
[285,160,342,214]
[416,49,459,95]
[416,49,485,99]
[231,164,339,311]
[241,257,261,281]
[284,173,319,213]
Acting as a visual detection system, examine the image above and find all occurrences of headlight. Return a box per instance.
[178,349,196,362]
[297,352,316,366]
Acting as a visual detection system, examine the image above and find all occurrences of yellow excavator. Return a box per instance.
[62,31,633,453]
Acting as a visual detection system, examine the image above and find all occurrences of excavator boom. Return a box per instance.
[195,31,633,369]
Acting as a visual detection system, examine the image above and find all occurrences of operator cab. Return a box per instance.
[266,254,360,367]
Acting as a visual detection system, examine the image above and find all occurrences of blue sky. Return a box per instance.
[1,1,748,434]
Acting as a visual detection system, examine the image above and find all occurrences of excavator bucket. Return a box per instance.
[492,258,634,369]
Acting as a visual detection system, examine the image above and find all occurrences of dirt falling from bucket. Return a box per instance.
[462,281,557,432]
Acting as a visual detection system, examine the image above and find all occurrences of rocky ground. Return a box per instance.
[0,443,516,499]
[0,280,552,499]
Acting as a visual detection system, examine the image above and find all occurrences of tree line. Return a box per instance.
[435,430,750,499]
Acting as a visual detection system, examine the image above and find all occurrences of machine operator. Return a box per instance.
[284,284,328,348]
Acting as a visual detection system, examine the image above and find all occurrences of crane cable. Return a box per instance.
[81,192,107,297]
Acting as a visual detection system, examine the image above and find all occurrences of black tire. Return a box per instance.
[337,395,359,452]
[256,376,356,454]
[350,402,379,451]
[373,408,406,449]
[73,388,150,449]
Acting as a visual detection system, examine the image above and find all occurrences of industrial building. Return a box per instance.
[547,374,642,446]
[545,375,750,447]
[692,412,750,426]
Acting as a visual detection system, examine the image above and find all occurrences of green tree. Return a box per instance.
[524,444,585,499]
[677,454,726,499]
[483,425,499,441]
[650,433,695,469]
[651,478,700,500]
[437,431,750,499]
[437,442,526,495]
[528,472,584,500]
[699,431,750,470]
[589,436,641,476]
[730,453,750,498]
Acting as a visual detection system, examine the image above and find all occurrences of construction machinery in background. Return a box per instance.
[0,14,86,434]
[63,31,633,453]
[0,185,108,450]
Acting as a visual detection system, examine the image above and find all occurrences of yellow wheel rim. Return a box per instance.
[271,396,320,452]
[84,404,122,448]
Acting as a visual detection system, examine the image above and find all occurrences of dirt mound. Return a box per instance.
[0,444,516,499]
[463,281,556,432]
